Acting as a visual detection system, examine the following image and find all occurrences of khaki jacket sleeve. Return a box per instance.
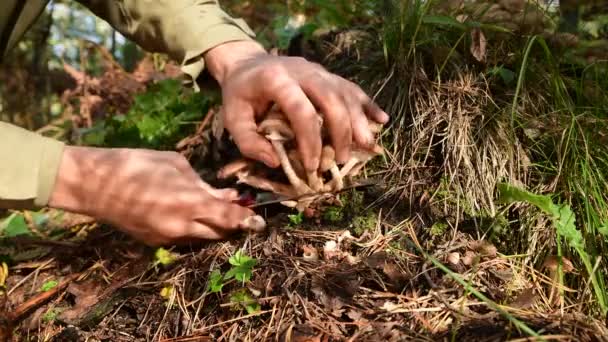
[77,0,257,90]
[0,122,65,209]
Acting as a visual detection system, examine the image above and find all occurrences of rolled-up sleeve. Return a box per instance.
[78,0,257,90]
[0,122,65,209]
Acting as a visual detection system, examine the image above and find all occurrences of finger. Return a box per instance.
[213,188,239,201]
[263,68,322,171]
[186,221,228,240]
[301,74,353,163]
[351,84,389,124]
[222,101,279,168]
[194,196,257,230]
[344,91,375,149]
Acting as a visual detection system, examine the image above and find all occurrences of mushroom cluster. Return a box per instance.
[218,105,384,212]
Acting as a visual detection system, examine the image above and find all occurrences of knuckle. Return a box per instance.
[261,64,287,83]
[291,56,308,64]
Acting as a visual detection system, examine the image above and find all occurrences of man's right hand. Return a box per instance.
[48,146,261,246]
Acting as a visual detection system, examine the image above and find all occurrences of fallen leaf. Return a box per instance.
[509,287,536,309]
[58,280,103,323]
[470,28,487,62]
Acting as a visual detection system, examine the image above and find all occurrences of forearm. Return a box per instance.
[76,0,257,89]
[0,122,65,209]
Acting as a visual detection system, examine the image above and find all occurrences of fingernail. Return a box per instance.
[380,112,390,123]
[239,215,266,233]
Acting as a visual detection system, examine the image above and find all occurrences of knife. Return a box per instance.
[241,178,380,208]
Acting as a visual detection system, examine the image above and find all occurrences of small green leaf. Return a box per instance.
[497,183,583,251]
[207,269,225,293]
[229,289,260,314]
[225,251,257,283]
[422,15,467,30]
[40,280,58,292]
[42,308,60,322]
[599,222,608,236]
[488,66,515,85]
[288,212,303,226]
[228,250,256,268]
[1,213,32,237]
[155,247,176,266]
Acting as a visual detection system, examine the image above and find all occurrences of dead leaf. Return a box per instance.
[470,28,487,63]
[58,280,103,323]
[509,288,536,309]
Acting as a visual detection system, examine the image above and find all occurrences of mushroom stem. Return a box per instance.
[307,171,323,192]
[339,157,361,178]
[270,138,312,196]
[236,172,297,198]
[328,164,344,191]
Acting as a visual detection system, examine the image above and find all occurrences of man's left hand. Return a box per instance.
[204,40,389,173]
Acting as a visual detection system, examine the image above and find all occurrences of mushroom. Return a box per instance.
[541,256,574,306]
[217,106,385,212]
[257,114,313,196]
[217,159,297,198]
[319,146,343,191]
[239,215,266,233]
[287,149,307,180]
[339,144,384,178]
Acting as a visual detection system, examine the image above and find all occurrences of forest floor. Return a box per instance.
[0,183,606,341]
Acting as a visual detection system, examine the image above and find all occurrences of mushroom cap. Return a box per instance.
[257,118,294,140]
[367,120,383,134]
[217,159,252,179]
[350,144,384,161]
[320,146,336,172]
[542,256,574,273]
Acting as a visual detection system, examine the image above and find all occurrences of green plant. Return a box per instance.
[80,79,216,149]
[40,280,58,292]
[154,247,177,266]
[0,212,32,237]
[430,221,449,237]
[229,288,260,315]
[498,183,607,314]
[287,212,304,227]
[322,206,344,223]
[206,250,258,293]
[42,308,61,323]
[224,251,257,284]
[207,269,225,293]
[352,211,377,235]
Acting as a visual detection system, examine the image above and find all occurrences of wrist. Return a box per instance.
[48,146,95,215]
[204,40,267,85]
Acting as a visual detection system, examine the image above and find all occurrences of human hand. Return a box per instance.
[48,146,264,246]
[204,40,389,172]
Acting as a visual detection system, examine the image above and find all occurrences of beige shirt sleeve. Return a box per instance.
[77,0,256,90]
[0,122,65,209]
[1,0,256,210]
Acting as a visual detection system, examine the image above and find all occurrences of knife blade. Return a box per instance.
[244,178,380,208]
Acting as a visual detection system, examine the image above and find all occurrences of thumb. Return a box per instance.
[221,100,279,168]
[194,196,259,231]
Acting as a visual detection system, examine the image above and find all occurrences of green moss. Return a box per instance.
[430,221,448,236]
[351,211,378,236]
[323,206,345,223]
